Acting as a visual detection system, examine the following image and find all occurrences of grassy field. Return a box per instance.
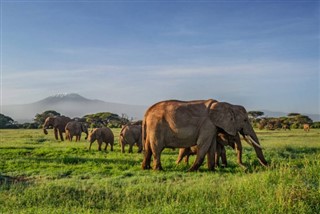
[0,128,319,213]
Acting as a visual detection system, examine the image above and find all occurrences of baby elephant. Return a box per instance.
[88,127,114,151]
[119,124,142,153]
[176,132,236,167]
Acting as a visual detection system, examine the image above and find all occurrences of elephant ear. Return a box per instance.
[209,102,237,136]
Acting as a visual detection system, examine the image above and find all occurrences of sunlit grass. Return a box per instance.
[0,128,319,213]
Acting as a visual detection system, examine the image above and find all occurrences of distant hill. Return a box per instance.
[2,94,319,123]
[1,93,147,123]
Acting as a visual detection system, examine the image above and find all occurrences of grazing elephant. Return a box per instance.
[119,124,142,153]
[303,124,310,132]
[176,132,236,167]
[43,116,72,141]
[282,124,291,131]
[65,121,88,142]
[88,127,114,151]
[142,99,268,171]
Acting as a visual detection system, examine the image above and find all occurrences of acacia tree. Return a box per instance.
[34,110,61,126]
[248,111,264,119]
[0,114,16,128]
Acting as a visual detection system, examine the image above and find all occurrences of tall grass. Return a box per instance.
[0,128,319,213]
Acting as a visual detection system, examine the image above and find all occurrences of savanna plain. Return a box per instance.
[0,128,319,214]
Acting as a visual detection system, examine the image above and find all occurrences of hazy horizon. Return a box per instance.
[1,1,319,115]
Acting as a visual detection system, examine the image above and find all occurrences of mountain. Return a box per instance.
[2,94,319,123]
[1,93,147,123]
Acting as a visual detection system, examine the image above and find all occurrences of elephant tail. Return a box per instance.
[142,117,147,151]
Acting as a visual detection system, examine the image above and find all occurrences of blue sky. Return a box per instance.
[1,1,319,115]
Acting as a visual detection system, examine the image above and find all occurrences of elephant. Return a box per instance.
[88,127,114,151]
[303,124,310,132]
[142,99,268,171]
[176,132,236,167]
[43,116,72,141]
[119,124,142,153]
[65,121,88,142]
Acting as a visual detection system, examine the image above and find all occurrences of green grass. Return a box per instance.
[0,128,319,213]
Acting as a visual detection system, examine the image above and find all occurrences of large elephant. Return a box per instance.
[119,124,142,153]
[88,127,114,151]
[142,99,268,171]
[43,116,72,141]
[65,121,88,142]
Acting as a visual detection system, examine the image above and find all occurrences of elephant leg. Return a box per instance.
[206,138,216,171]
[220,145,227,167]
[176,148,189,164]
[142,139,152,170]
[215,144,221,167]
[120,138,125,153]
[150,138,164,170]
[98,140,102,151]
[104,142,108,151]
[152,148,164,170]
[235,141,245,168]
[137,143,143,153]
[54,128,59,140]
[137,136,143,153]
[110,143,114,151]
[129,144,133,153]
[59,131,64,141]
[189,131,215,171]
[121,142,125,153]
[89,142,93,150]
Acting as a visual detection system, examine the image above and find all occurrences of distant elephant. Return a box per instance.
[176,132,236,167]
[43,116,72,141]
[303,124,310,132]
[142,99,268,171]
[282,124,291,131]
[88,127,114,151]
[65,121,88,142]
[119,124,142,153]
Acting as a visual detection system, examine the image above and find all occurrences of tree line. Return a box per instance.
[248,111,320,130]
[0,110,130,129]
[1,110,319,129]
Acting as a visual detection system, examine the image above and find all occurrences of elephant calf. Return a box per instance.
[88,127,114,151]
[119,124,142,153]
[176,132,236,167]
[65,121,88,142]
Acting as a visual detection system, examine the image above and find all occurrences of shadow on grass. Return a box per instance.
[0,147,36,150]
[25,156,139,166]
[0,174,32,188]
[272,146,320,159]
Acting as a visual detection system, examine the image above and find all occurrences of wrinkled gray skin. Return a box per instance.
[43,116,72,141]
[88,127,114,151]
[142,99,268,171]
[176,132,236,167]
[65,121,88,142]
[119,124,142,153]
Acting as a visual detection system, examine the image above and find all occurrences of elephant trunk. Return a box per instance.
[43,127,48,135]
[242,130,268,167]
[84,131,88,140]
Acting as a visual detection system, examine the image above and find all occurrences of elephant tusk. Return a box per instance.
[247,135,263,149]
[243,136,253,146]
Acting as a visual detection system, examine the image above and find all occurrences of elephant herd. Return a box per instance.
[42,99,269,171]
[42,115,142,152]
